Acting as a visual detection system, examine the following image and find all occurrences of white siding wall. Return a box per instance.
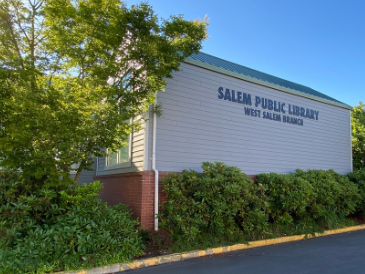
[147,63,352,175]
[72,161,96,184]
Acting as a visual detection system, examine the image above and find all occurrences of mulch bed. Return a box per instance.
[134,244,173,260]
[349,216,365,225]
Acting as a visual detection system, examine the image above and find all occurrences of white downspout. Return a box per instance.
[152,98,159,231]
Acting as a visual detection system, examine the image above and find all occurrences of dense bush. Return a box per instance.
[160,162,268,240]
[256,173,315,225]
[161,164,363,243]
[348,168,365,215]
[295,169,360,222]
[0,172,143,274]
[257,169,361,228]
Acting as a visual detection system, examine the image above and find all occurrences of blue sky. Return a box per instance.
[126,0,365,107]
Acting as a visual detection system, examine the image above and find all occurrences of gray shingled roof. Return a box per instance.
[187,52,347,106]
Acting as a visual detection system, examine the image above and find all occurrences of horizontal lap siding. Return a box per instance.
[152,63,352,175]
[73,161,96,184]
[97,116,145,175]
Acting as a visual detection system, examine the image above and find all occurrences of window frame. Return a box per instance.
[105,125,132,170]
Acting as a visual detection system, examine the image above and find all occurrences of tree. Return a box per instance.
[0,0,208,183]
[352,102,365,170]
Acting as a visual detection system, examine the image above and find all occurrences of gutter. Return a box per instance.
[152,97,159,231]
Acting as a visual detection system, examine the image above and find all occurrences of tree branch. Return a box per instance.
[3,3,25,69]
[74,159,85,183]
[10,0,31,45]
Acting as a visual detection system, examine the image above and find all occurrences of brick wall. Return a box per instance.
[95,171,256,230]
[246,175,257,181]
[95,171,151,229]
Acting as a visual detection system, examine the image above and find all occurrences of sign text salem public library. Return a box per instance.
[218,87,319,126]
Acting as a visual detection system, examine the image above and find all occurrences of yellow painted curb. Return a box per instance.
[56,224,365,274]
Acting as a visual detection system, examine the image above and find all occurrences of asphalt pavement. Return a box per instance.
[121,230,365,274]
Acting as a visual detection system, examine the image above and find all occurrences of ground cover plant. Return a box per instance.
[0,172,143,274]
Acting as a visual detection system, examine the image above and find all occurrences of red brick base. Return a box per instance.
[94,171,256,230]
[94,171,169,230]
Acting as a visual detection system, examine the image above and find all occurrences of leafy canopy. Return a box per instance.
[352,102,365,170]
[0,0,208,182]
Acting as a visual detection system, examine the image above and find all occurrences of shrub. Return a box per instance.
[0,172,143,274]
[160,162,268,240]
[256,173,315,225]
[257,169,360,229]
[295,169,360,223]
[348,168,365,215]
[160,163,362,246]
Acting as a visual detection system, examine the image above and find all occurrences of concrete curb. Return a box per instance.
[56,224,365,274]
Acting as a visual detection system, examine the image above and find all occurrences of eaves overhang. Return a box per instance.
[183,54,352,110]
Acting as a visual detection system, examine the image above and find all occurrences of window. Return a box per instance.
[70,163,79,173]
[71,163,79,170]
[105,134,131,169]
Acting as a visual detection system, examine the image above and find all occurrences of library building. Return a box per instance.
[78,52,353,229]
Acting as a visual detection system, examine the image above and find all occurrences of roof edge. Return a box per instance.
[184,58,352,110]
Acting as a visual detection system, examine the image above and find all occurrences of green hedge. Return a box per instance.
[0,172,143,274]
[295,169,360,221]
[257,169,360,228]
[256,172,315,224]
[161,162,364,241]
[160,162,268,240]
